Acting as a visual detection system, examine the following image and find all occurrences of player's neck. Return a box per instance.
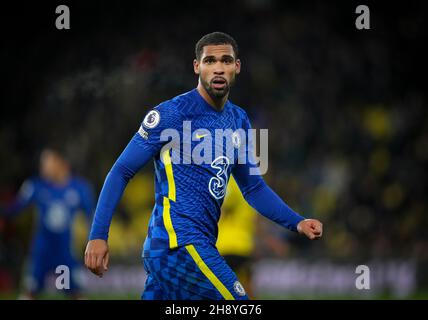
[196,84,228,111]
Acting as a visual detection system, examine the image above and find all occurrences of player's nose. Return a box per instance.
[213,64,225,74]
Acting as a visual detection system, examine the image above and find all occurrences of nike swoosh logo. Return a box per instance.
[195,133,209,139]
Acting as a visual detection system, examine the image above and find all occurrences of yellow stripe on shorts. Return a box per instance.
[185,244,235,300]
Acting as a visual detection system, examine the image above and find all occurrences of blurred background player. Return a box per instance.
[1,148,95,299]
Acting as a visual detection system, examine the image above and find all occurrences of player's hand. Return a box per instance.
[84,239,109,278]
[297,219,323,240]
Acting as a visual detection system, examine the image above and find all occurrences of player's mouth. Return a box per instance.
[211,77,227,90]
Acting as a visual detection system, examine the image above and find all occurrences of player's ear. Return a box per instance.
[193,59,200,75]
[235,59,241,75]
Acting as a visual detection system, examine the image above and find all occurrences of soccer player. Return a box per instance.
[2,148,95,299]
[85,32,323,300]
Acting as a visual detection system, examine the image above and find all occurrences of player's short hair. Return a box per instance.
[40,144,68,162]
[195,32,239,61]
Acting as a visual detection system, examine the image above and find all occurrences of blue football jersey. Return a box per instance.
[89,88,305,257]
[9,176,95,254]
[138,89,256,257]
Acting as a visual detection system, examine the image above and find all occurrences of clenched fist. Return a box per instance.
[297,219,323,240]
[84,239,109,278]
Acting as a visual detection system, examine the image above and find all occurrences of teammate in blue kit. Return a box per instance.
[85,32,323,300]
[2,148,95,299]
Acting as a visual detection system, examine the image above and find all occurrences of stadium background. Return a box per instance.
[0,0,427,299]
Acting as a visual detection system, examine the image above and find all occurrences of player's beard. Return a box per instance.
[201,75,235,100]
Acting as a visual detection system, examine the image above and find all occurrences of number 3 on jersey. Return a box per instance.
[209,156,230,200]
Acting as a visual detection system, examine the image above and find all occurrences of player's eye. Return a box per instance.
[222,57,234,64]
[204,57,216,64]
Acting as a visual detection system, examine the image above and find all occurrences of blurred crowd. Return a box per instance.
[0,1,427,294]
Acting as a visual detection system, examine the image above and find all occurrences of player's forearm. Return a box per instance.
[89,137,154,240]
[243,180,305,232]
[89,163,131,240]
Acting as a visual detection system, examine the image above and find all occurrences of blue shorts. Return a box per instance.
[141,242,249,300]
[27,252,81,295]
